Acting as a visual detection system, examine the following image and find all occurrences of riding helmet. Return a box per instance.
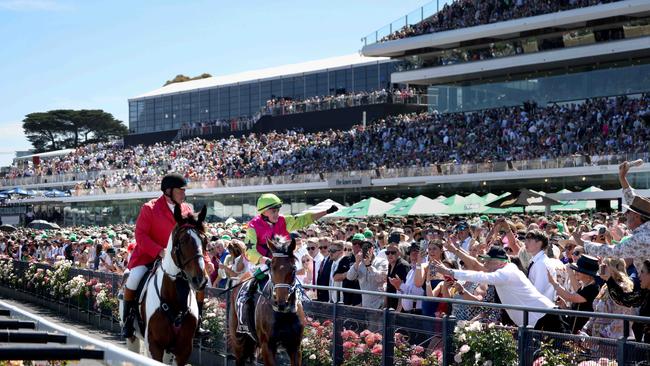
[160,173,187,192]
[257,193,283,213]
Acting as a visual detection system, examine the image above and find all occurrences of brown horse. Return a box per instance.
[229,236,305,366]
[127,204,208,365]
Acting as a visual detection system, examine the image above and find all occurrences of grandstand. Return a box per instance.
[1,0,649,226]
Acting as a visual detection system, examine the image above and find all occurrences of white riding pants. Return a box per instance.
[125,265,148,291]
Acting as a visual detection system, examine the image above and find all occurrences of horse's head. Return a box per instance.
[267,235,297,313]
[171,204,208,291]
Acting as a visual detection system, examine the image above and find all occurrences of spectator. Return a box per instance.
[394,243,425,314]
[385,242,410,310]
[346,241,388,309]
[432,246,565,332]
[605,259,650,343]
[548,255,601,334]
[582,258,637,339]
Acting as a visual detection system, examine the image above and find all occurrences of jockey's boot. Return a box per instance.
[194,301,210,338]
[121,299,136,338]
[121,287,136,339]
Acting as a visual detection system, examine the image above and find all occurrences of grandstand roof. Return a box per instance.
[131,53,391,100]
[14,148,76,162]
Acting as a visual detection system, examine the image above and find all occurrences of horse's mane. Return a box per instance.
[267,235,295,258]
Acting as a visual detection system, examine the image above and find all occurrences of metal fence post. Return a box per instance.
[616,320,629,365]
[332,302,343,365]
[442,315,456,366]
[381,307,394,366]
[518,310,529,366]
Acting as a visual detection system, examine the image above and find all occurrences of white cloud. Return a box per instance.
[0,0,72,12]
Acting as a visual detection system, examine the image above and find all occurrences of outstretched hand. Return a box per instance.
[326,205,339,214]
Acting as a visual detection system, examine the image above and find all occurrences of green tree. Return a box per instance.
[22,109,128,152]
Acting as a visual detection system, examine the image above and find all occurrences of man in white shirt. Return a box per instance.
[305,238,324,285]
[524,230,557,302]
[328,241,345,303]
[432,246,566,333]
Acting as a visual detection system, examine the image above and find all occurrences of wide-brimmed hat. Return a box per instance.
[622,195,650,219]
[478,246,509,261]
[570,255,599,277]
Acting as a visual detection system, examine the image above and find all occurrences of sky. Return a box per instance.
[0,0,435,167]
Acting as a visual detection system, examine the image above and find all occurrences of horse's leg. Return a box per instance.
[288,348,302,366]
[148,341,165,362]
[259,343,276,366]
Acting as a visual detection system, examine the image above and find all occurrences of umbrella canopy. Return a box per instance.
[481,193,499,204]
[442,194,466,206]
[433,195,447,202]
[44,189,69,198]
[329,198,393,218]
[0,224,17,232]
[27,220,60,230]
[388,197,406,205]
[5,187,29,195]
[385,195,449,216]
[301,199,346,215]
[487,189,561,211]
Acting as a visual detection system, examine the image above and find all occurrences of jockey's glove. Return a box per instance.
[326,205,339,214]
[253,264,269,280]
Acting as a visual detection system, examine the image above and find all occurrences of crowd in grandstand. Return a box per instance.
[378,0,622,43]
[178,115,259,139]
[3,94,648,193]
[2,204,648,342]
[263,88,420,116]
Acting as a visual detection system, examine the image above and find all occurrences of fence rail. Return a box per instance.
[1,259,649,365]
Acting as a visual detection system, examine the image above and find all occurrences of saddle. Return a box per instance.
[123,260,158,333]
[235,278,267,341]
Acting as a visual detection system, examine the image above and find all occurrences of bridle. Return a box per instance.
[267,251,298,313]
[168,223,206,286]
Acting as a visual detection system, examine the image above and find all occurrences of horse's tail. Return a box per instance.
[227,287,255,365]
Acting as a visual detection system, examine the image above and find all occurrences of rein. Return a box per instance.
[266,252,299,313]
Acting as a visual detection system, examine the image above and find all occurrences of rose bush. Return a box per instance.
[453,321,517,366]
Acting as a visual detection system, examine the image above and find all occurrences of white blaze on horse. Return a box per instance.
[121,205,208,365]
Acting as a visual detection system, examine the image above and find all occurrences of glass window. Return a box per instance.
[293,76,305,100]
[260,80,272,104]
[240,84,251,117]
[229,86,239,118]
[366,65,379,91]
[199,90,210,122]
[218,87,229,120]
[282,77,294,99]
[250,82,261,113]
[305,74,318,97]
[171,94,181,128]
[353,65,366,92]
[270,79,281,99]
[210,88,219,120]
[317,72,329,96]
[190,91,200,124]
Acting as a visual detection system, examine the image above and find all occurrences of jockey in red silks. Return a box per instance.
[243,193,337,293]
[122,173,213,339]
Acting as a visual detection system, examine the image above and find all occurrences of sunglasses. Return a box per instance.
[385,250,398,255]
[307,246,317,250]
[344,248,352,252]
[329,248,340,253]
[319,245,328,249]
[573,251,582,256]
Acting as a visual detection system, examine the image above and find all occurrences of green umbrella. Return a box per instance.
[385,195,449,216]
[442,194,466,206]
[442,193,492,215]
[481,193,499,204]
[329,198,394,218]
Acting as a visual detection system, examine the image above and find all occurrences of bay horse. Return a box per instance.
[229,236,305,366]
[126,204,208,365]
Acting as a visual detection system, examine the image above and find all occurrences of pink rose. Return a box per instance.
[533,357,546,366]
[343,341,355,350]
[410,355,424,366]
[413,345,425,354]
[360,329,371,338]
[354,347,365,355]
[365,334,376,346]
[371,344,382,355]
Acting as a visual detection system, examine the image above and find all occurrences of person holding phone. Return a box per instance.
[346,241,388,309]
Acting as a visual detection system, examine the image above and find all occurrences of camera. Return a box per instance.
[361,242,373,259]
[598,226,606,235]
